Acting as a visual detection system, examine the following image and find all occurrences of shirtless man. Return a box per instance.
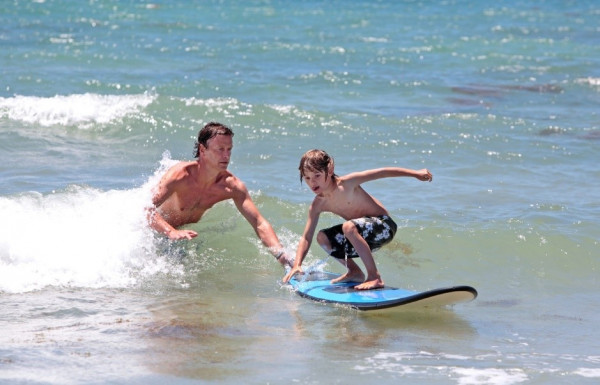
[147,122,292,267]
[282,149,432,290]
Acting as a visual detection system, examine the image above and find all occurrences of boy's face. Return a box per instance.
[302,168,332,195]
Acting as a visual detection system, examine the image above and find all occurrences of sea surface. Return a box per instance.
[1,0,599,384]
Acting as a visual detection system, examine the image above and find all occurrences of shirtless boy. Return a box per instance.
[147,122,292,267]
[282,149,432,290]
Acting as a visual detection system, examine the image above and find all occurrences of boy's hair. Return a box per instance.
[194,122,234,158]
[298,149,336,183]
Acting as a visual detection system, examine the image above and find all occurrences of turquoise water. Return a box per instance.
[1,1,599,383]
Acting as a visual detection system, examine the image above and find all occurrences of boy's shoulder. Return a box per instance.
[309,194,328,211]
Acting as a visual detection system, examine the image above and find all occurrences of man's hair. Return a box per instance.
[194,122,234,158]
[298,149,336,183]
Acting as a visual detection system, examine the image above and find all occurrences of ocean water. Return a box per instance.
[1,0,599,383]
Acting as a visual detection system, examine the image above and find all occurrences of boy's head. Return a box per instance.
[299,149,336,183]
[194,122,234,158]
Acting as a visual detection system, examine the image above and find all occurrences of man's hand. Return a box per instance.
[167,229,198,240]
[282,266,303,283]
[276,252,295,268]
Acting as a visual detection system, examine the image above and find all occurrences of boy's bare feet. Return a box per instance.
[354,277,384,290]
[331,271,365,284]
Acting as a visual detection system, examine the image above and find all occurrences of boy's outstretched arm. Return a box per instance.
[282,202,321,283]
[344,167,432,185]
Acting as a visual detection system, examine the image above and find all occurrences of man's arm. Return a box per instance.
[231,178,290,266]
[147,167,198,240]
[147,207,197,240]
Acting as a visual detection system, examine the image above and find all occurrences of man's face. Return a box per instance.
[201,134,233,170]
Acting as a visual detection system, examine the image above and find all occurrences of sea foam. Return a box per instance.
[0,156,178,293]
[0,92,156,127]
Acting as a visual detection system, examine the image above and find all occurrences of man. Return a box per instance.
[147,122,292,267]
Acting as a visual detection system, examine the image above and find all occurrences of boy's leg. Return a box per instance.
[330,258,364,284]
[341,221,384,290]
[316,230,365,283]
[315,230,334,255]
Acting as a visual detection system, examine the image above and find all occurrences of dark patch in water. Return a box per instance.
[502,84,563,93]
[539,313,584,322]
[539,127,568,136]
[581,130,600,140]
[538,128,600,140]
[447,97,492,107]
[449,83,563,106]
[451,86,502,97]
[477,299,520,308]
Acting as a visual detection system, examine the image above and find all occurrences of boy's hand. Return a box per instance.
[282,266,303,283]
[416,169,433,182]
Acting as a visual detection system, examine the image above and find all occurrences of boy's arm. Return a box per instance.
[231,178,290,265]
[344,167,432,186]
[282,200,321,283]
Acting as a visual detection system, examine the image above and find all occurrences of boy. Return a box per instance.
[282,149,432,290]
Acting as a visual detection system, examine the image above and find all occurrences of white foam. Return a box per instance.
[0,92,156,127]
[183,96,252,116]
[575,77,600,87]
[355,351,529,384]
[574,368,600,378]
[0,154,180,293]
[453,368,528,385]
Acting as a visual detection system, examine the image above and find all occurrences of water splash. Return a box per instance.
[0,154,180,293]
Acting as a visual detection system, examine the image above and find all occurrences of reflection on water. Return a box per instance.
[142,272,477,382]
[144,293,253,380]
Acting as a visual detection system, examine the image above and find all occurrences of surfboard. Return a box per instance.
[288,271,477,311]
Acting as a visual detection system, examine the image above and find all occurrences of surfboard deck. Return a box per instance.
[288,271,477,311]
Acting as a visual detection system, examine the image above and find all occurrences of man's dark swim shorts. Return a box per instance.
[320,215,397,259]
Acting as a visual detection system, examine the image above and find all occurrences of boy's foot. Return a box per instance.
[354,278,385,290]
[331,271,365,284]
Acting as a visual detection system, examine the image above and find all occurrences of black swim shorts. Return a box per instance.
[320,215,397,259]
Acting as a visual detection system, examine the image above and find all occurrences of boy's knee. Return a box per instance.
[341,221,357,235]
[317,231,327,244]
[316,230,329,247]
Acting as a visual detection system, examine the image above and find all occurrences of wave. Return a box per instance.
[0,92,156,128]
[0,156,180,294]
[575,77,600,88]
[0,152,294,294]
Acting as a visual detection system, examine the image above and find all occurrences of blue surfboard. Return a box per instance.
[288,271,477,311]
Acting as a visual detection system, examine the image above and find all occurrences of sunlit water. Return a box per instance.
[1,0,599,383]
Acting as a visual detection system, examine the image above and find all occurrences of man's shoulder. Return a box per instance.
[166,161,195,171]
[163,161,195,181]
[222,172,247,190]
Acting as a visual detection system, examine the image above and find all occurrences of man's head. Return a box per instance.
[298,149,336,183]
[194,122,234,158]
